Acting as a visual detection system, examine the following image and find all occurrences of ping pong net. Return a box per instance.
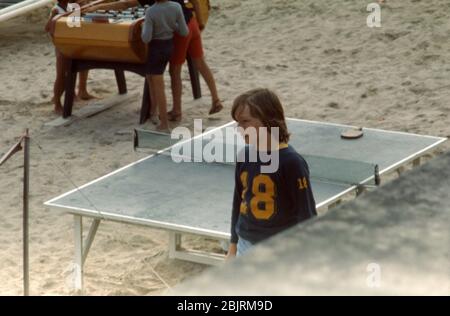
[134,129,380,187]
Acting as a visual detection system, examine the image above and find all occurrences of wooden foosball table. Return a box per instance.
[50,0,210,123]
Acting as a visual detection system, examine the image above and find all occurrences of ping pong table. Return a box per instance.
[44,119,446,290]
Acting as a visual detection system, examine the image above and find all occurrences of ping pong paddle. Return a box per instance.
[341,127,364,139]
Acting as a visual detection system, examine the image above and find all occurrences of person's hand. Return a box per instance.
[225,243,237,261]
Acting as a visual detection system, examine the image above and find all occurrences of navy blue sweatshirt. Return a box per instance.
[230,145,317,244]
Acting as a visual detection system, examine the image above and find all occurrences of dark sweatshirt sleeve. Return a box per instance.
[284,155,317,220]
[230,162,242,243]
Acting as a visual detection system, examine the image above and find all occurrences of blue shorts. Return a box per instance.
[145,39,173,75]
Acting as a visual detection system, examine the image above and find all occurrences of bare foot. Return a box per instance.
[77,91,96,100]
[209,99,223,115]
[156,124,171,134]
[54,104,63,115]
[150,114,160,125]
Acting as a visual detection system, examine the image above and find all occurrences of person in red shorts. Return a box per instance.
[167,0,223,122]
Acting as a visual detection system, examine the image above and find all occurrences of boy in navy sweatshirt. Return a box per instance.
[227,88,317,257]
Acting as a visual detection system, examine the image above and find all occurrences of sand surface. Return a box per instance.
[0,0,448,295]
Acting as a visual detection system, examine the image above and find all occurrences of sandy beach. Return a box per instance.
[0,0,449,295]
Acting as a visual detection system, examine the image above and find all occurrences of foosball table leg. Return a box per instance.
[114,70,127,94]
[187,56,202,99]
[63,59,78,118]
[140,78,152,124]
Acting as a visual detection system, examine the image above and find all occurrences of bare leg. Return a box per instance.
[169,63,183,120]
[192,57,223,114]
[77,70,95,100]
[53,52,66,114]
[149,74,169,130]
[146,76,159,125]
[147,77,156,115]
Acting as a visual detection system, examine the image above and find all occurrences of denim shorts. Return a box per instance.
[237,237,254,256]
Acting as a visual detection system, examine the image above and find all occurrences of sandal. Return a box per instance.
[209,99,223,115]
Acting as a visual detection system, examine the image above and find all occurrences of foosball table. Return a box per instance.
[50,0,210,123]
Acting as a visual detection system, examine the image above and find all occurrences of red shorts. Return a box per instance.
[170,17,204,65]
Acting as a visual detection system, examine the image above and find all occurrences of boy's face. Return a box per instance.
[235,105,264,145]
